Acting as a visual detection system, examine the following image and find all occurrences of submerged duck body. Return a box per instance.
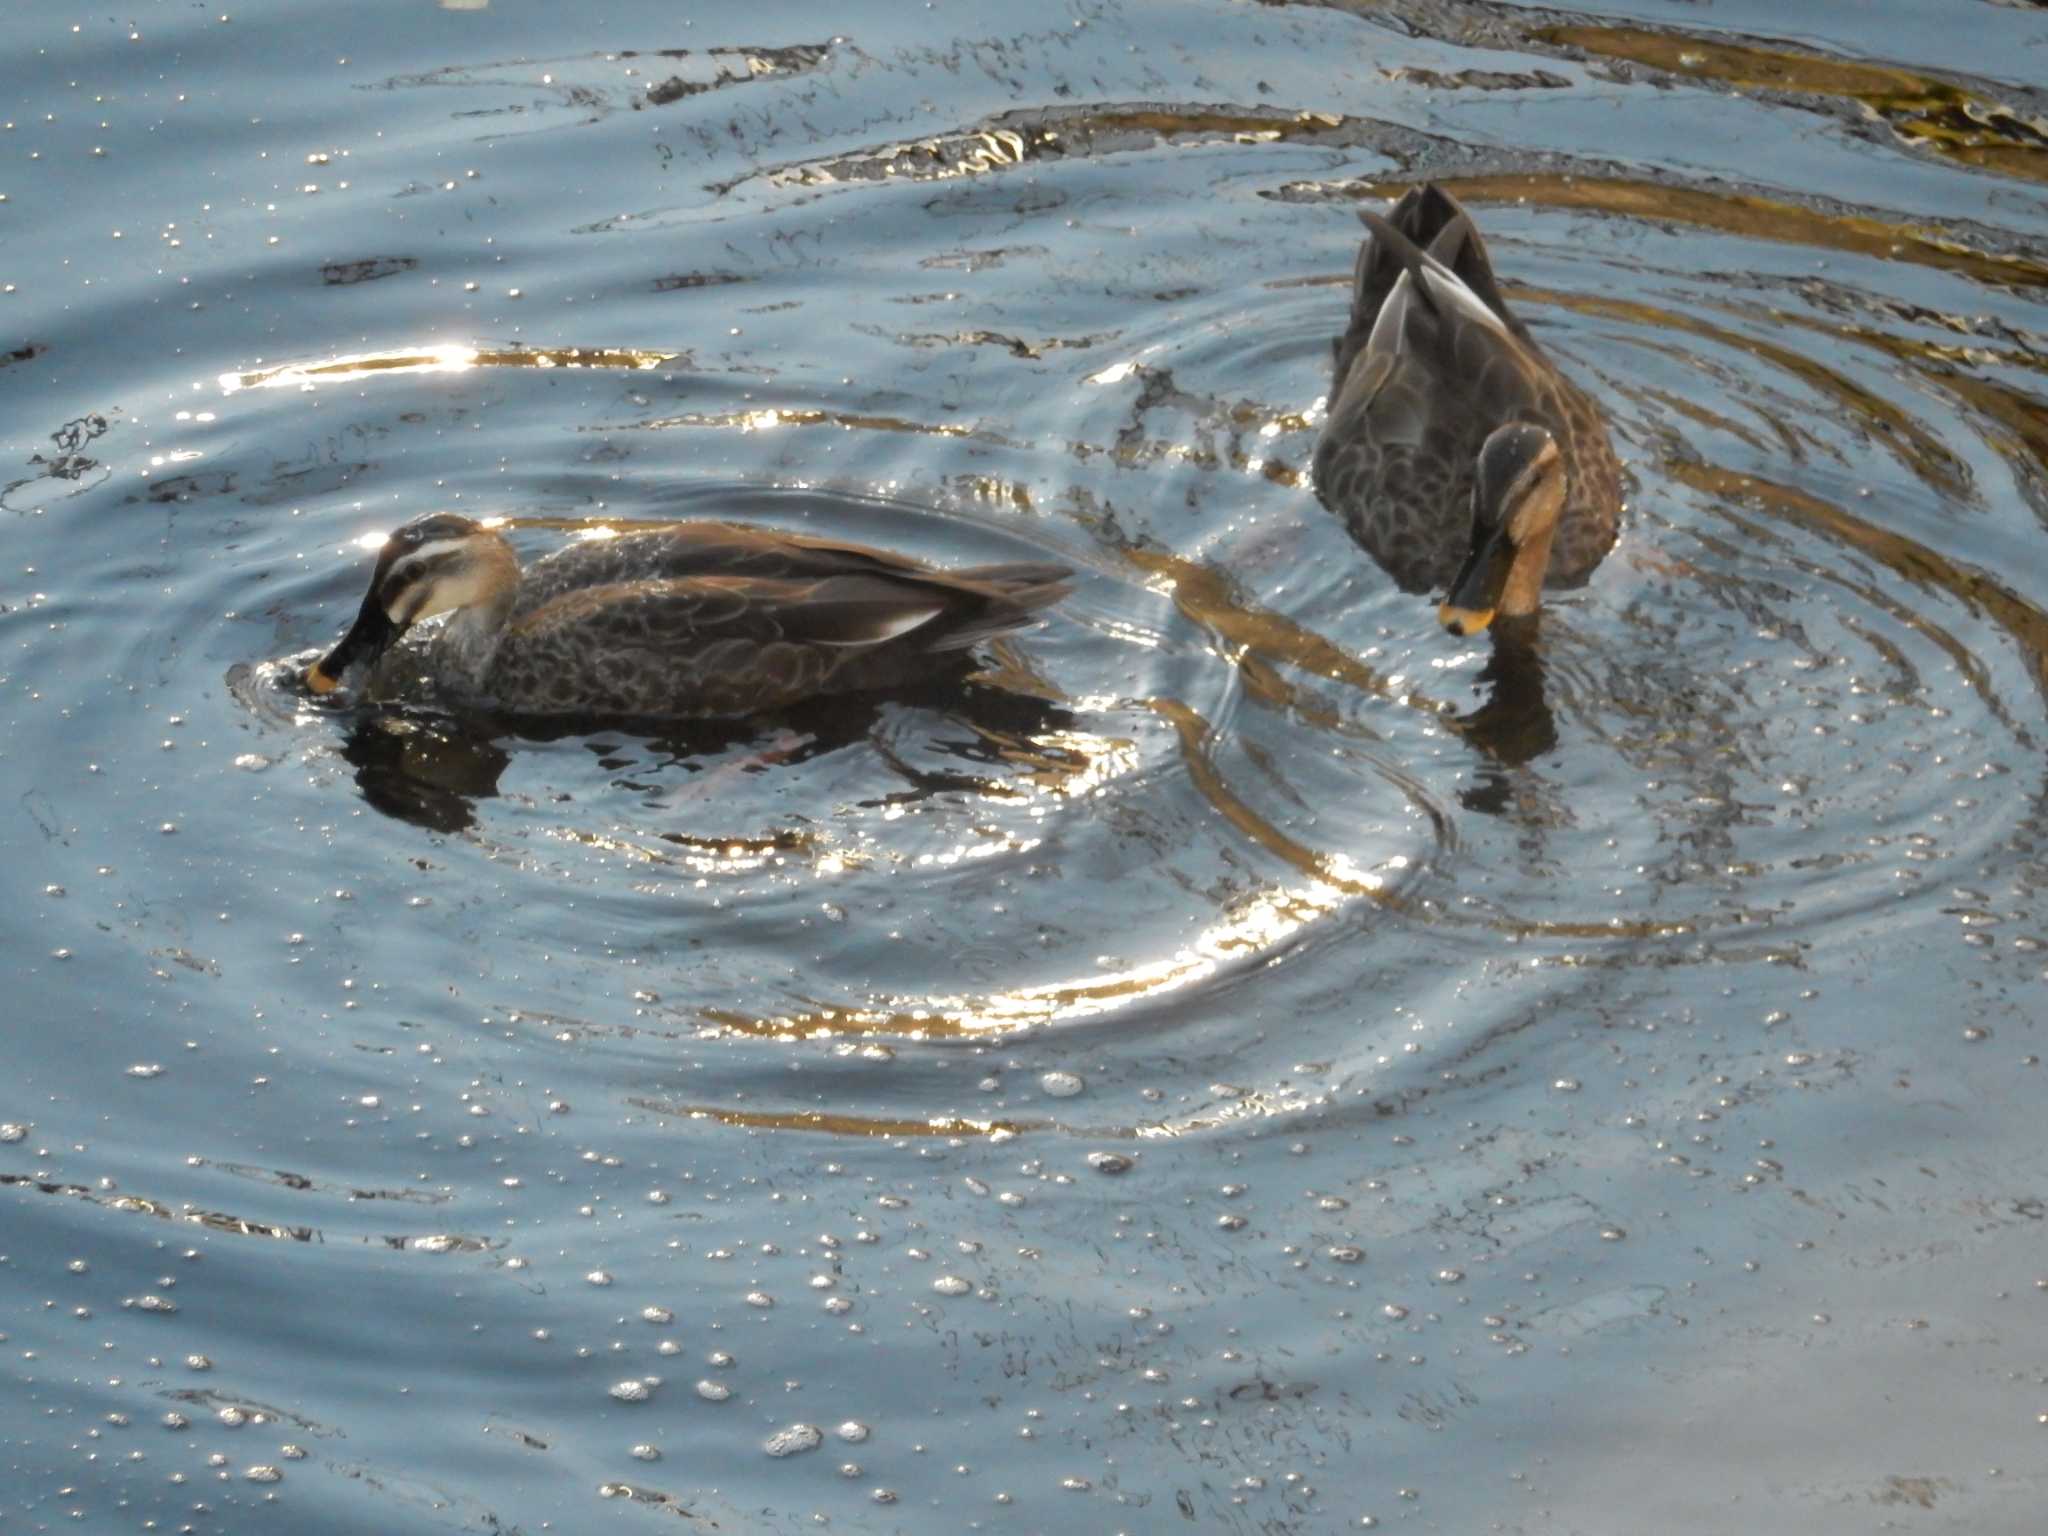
[1311,184,1622,634]
[306,513,1073,719]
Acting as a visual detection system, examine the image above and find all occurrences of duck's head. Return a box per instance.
[1438,424,1566,638]
[304,513,513,695]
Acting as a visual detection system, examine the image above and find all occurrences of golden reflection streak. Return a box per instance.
[1034,505,1454,821]
[1149,699,1686,940]
[966,634,1072,708]
[767,107,1353,188]
[695,1006,959,1038]
[949,473,1037,512]
[615,405,1022,448]
[1002,726,1139,799]
[1062,106,1347,142]
[701,874,1354,1037]
[628,1101,1034,1138]
[1121,544,1427,732]
[632,1094,1332,1142]
[1668,460,2048,713]
[698,693,1697,1043]
[550,825,841,879]
[1128,1089,1328,1139]
[1898,366,2048,493]
[1537,24,2048,186]
[1753,307,2048,491]
[1639,386,1777,459]
[1,1173,502,1245]
[218,344,676,392]
[1509,282,1972,502]
[1111,541,1544,831]
[1360,174,2048,292]
[1146,695,1396,906]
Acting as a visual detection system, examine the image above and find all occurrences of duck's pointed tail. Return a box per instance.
[1331,183,1529,391]
[920,561,1074,652]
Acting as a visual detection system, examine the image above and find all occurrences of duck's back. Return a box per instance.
[475,523,1070,719]
[512,522,950,609]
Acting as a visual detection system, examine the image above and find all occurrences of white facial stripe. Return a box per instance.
[386,538,472,584]
[382,539,476,624]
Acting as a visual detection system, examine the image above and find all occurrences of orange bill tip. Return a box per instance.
[1437,604,1495,638]
[303,664,341,695]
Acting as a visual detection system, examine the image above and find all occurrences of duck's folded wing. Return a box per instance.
[740,570,1069,653]
[525,522,990,603]
[1329,264,1467,451]
[500,576,912,715]
[503,567,1066,714]
[515,569,1065,656]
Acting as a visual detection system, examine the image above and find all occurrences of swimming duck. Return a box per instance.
[1311,183,1621,635]
[304,513,1073,719]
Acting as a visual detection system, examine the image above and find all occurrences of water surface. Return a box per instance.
[5,1,2048,1531]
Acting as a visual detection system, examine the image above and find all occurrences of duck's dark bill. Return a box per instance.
[1438,524,1517,637]
[304,599,399,696]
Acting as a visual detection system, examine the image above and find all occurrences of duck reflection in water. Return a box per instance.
[336,662,1082,835]
[1444,615,1557,817]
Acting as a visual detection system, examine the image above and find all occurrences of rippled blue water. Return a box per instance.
[6,1,2048,1531]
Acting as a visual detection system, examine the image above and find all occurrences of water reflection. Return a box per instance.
[338,709,512,833]
[1448,619,1558,812]
[332,669,1086,834]
[0,1171,499,1250]
[1533,22,2048,185]
[219,344,677,393]
[1318,173,2048,291]
[15,0,2048,1530]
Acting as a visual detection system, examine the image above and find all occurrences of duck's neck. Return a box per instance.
[1498,522,1559,619]
[431,548,521,698]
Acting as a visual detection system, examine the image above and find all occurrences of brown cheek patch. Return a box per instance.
[1506,494,1540,545]
[1505,467,1560,545]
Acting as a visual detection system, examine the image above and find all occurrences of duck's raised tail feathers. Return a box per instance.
[1372,183,1521,328]
[1333,183,1532,391]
